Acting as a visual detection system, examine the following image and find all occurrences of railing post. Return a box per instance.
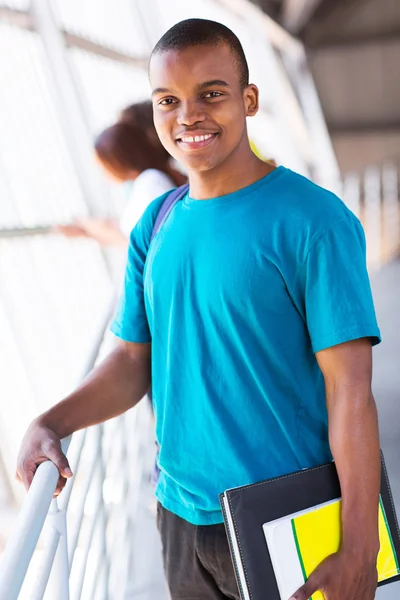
[0,461,60,600]
[97,424,110,600]
[343,173,361,220]
[382,164,400,262]
[44,500,70,600]
[364,167,382,269]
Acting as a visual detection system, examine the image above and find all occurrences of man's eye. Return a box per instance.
[204,91,223,99]
[159,98,177,106]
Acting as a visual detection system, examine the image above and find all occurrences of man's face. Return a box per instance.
[150,43,258,173]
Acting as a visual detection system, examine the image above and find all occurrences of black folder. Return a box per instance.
[220,453,400,600]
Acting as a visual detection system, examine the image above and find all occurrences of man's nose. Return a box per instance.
[176,101,206,127]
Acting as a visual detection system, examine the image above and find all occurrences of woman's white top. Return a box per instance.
[119,168,174,239]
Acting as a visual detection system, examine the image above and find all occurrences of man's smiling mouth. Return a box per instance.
[176,132,218,149]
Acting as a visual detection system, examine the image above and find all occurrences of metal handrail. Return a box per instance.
[341,163,400,268]
[0,300,117,600]
[0,440,70,600]
[0,226,53,239]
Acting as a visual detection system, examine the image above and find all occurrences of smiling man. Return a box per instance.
[18,18,381,600]
[150,27,268,196]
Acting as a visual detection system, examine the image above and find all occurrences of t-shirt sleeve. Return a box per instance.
[299,215,381,353]
[111,193,168,343]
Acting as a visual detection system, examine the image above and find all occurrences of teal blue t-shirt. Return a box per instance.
[111,166,381,525]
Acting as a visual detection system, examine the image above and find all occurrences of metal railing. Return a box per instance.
[1,163,398,267]
[342,164,400,269]
[0,313,155,600]
[0,438,72,600]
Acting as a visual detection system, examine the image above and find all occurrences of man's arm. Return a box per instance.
[290,337,380,600]
[17,340,151,494]
[319,337,381,556]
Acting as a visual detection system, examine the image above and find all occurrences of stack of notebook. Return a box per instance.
[220,453,400,600]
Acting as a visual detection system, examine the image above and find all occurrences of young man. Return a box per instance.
[18,19,381,600]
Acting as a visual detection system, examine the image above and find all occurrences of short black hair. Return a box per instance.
[151,18,249,89]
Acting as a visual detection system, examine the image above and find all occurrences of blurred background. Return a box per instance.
[0,0,399,599]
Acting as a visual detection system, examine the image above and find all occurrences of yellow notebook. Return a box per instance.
[263,496,400,600]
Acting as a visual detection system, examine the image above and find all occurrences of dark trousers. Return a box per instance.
[157,503,240,600]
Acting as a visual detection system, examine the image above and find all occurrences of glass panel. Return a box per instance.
[0,24,85,228]
[0,23,115,481]
[69,48,150,134]
[53,0,150,56]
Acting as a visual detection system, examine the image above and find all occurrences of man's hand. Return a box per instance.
[16,420,73,497]
[15,342,151,498]
[289,547,378,600]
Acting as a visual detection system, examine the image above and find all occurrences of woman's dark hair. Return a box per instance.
[94,121,168,176]
[119,100,153,129]
[118,101,169,161]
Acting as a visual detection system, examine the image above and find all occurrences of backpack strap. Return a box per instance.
[150,184,189,242]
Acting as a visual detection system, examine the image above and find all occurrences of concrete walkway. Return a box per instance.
[372,259,400,599]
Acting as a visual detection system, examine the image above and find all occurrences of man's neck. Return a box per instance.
[187,147,275,200]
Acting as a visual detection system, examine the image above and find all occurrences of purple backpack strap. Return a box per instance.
[150,184,189,241]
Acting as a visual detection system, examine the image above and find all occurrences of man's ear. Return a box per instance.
[244,84,259,117]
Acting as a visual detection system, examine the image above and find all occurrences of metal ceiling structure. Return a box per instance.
[250,0,400,172]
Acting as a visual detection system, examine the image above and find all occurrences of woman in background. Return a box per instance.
[57,102,186,244]
[119,100,162,152]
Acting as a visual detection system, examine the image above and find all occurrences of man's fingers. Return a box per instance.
[290,577,320,600]
[16,423,73,494]
[42,440,73,479]
[53,475,67,497]
[16,455,71,494]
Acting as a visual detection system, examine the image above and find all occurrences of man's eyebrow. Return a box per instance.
[151,80,231,97]
[152,87,171,97]
[197,80,230,90]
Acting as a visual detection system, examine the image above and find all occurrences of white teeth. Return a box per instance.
[181,134,213,143]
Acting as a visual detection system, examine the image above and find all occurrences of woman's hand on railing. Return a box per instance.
[16,420,73,496]
[53,218,128,246]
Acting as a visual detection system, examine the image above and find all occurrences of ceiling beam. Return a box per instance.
[307,29,400,51]
[64,33,148,68]
[214,0,303,54]
[281,0,324,34]
[329,121,400,135]
[0,6,33,29]
[0,8,148,68]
